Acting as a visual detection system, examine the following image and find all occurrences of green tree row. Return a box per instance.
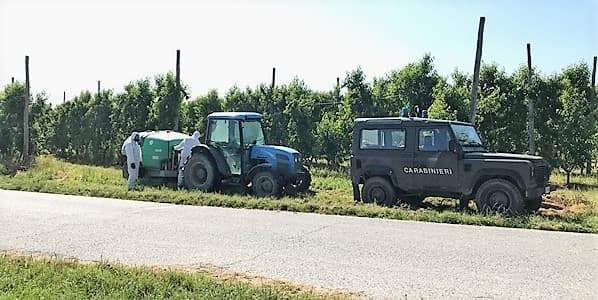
[1,55,596,180]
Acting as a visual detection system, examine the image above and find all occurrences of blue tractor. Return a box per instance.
[183,112,311,197]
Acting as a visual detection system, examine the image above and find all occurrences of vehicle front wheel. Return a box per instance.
[184,153,217,191]
[252,171,282,197]
[475,179,525,215]
[362,177,397,206]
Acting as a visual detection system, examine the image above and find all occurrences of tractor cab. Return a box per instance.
[205,112,264,176]
[183,112,311,197]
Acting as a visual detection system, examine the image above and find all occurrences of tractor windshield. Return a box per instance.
[450,124,487,152]
[242,120,265,146]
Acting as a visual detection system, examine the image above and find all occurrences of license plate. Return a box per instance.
[544,186,551,194]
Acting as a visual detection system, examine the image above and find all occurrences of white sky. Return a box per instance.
[1,0,414,104]
[1,0,596,104]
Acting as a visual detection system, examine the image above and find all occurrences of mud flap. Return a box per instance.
[352,183,361,202]
[458,196,468,211]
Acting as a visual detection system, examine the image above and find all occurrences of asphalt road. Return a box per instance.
[1,190,597,299]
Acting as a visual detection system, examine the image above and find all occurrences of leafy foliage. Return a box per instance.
[373,54,440,116]
[554,63,594,184]
[475,64,527,153]
[429,71,470,121]
[113,78,154,142]
[0,55,595,175]
[150,72,184,130]
[181,89,222,135]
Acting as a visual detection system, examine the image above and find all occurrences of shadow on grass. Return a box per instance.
[396,196,589,225]
[186,182,316,199]
[417,198,458,211]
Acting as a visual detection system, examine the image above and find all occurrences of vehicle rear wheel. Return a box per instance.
[362,177,397,206]
[184,153,217,191]
[475,179,525,215]
[252,171,281,197]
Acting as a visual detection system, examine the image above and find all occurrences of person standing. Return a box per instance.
[122,132,142,190]
[174,131,201,188]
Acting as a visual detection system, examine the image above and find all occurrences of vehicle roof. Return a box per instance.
[207,112,262,120]
[354,117,472,126]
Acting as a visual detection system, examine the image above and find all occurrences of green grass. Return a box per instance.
[0,156,597,233]
[0,253,336,299]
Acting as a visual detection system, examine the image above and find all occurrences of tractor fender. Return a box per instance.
[246,163,276,183]
[189,144,231,177]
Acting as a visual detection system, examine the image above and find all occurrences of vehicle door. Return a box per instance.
[357,126,415,192]
[412,125,460,193]
[207,119,242,175]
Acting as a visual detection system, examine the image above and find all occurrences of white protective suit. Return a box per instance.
[174,131,201,187]
[121,132,142,190]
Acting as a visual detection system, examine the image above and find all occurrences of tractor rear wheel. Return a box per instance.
[251,171,281,197]
[184,153,217,191]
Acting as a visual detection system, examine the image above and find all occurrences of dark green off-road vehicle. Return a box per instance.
[350,117,551,215]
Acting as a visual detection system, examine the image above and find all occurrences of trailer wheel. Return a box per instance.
[475,179,524,215]
[184,153,216,191]
[252,171,281,197]
[362,177,397,206]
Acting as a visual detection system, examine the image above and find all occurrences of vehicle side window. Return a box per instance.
[390,130,406,148]
[418,127,450,152]
[360,128,405,150]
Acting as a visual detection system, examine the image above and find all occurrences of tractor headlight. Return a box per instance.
[294,154,301,165]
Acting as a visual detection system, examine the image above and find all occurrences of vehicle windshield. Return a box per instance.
[242,120,265,146]
[450,124,486,151]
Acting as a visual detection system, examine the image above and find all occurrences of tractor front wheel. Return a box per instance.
[251,171,281,197]
[295,166,311,193]
[184,153,217,191]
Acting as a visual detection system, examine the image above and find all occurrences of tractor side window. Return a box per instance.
[360,129,405,150]
[208,119,240,148]
[418,127,450,152]
[242,121,265,146]
[209,119,230,144]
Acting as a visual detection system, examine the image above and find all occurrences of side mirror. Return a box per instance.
[448,140,460,153]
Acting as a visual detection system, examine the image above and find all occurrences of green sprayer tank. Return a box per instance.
[138,130,189,182]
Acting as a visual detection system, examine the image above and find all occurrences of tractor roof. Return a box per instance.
[354,117,472,126]
[207,112,263,120]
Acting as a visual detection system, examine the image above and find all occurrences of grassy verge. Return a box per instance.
[0,156,596,233]
[0,252,342,299]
